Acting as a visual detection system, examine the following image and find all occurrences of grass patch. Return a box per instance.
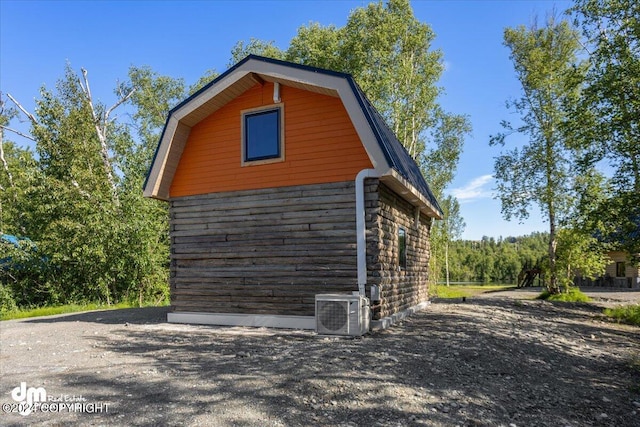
[603,304,640,327]
[433,284,514,299]
[0,301,165,321]
[537,287,591,302]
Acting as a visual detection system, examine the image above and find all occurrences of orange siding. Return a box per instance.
[169,82,373,197]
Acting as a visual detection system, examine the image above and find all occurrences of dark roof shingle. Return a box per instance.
[348,80,441,214]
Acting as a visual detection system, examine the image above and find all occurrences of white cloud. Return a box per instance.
[450,174,493,202]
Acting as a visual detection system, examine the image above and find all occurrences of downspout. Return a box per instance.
[355,168,381,296]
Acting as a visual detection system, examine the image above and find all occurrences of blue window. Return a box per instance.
[243,108,281,162]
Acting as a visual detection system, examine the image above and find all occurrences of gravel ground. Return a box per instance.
[1,288,639,426]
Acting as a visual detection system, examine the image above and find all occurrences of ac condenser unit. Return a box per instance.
[315,294,370,336]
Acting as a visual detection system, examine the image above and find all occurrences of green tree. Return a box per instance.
[0,95,18,197]
[229,38,285,65]
[0,141,37,235]
[570,0,640,260]
[432,196,465,286]
[125,66,186,182]
[335,0,446,159]
[123,65,190,304]
[1,64,176,308]
[285,0,471,174]
[0,109,41,310]
[446,233,548,284]
[24,65,136,304]
[188,69,219,95]
[0,96,40,235]
[555,228,607,290]
[490,17,585,293]
[286,23,342,70]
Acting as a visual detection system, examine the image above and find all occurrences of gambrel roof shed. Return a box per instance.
[144,55,442,219]
[144,55,443,330]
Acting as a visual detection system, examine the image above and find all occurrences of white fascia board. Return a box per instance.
[335,85,389,173]
[145,57,393,199]
[172,71,248,122]
[143,115,180,199]
[144,71,250,200]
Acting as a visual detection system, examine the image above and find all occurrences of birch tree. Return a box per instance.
[77,68,134,206]
[0,98,38,235]
[1,64,173,307]
[124,66,185,183]
[431,196,465,286]
[283,0,472,167]
[490,17,585,293]
[570,0,640,259]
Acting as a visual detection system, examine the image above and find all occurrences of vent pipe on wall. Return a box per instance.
[273,82,281,103]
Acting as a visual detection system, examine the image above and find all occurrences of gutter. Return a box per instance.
[355,168,381,296]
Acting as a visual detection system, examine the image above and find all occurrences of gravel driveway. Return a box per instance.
[1,290,639,426]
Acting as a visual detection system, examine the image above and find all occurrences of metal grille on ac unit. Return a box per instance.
[315,294,370,336]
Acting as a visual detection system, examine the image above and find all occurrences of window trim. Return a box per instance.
[241,104,285,166]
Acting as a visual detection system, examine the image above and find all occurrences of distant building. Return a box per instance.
[577,251,640,289]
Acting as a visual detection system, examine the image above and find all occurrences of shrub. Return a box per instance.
[537,287,591,302]
[0,283,17,314]
[604,304,640,326]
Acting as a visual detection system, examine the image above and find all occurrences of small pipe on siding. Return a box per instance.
[273,82,281,103]
[355,168,381,296]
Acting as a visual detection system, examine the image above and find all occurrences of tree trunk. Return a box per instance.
[548,212,559,294]
[0,126,13,188]
[78,68,134,207]
[445,240,450,287]
[431,253,438,287]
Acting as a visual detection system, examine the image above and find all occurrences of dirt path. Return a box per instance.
[1,295,639,426]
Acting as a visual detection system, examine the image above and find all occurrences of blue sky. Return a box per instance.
[0,0,573,240]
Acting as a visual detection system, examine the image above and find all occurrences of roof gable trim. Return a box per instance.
[144,56,392,200]
[143,55,441,216]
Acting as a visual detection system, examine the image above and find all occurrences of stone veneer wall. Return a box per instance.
[364,179,433,320]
